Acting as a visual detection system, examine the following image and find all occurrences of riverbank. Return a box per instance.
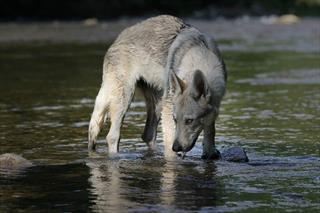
[0,17,319,52]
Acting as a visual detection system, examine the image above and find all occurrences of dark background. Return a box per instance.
[1,0,320,21]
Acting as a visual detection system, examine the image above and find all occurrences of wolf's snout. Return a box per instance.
[172,140,183,152]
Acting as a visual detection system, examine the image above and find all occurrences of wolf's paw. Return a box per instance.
[147,141,157,151]
[201,149,221,160]
[88,141,96,151]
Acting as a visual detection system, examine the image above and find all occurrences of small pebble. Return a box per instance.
[314,176,320,183]
[83,18,98,27]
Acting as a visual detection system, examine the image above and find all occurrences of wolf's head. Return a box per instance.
[170,70,214,153]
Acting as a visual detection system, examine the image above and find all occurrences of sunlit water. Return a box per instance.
[0,43,319,212]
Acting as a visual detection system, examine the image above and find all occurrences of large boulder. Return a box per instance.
[221,147,249,162]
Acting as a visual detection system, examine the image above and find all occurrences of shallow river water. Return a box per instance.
[0,40,319,212]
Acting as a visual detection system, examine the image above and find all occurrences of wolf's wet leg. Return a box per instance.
[161,99,177,158]
[106,85,134,154]
[202,122,220,160]
[141,87,161,151]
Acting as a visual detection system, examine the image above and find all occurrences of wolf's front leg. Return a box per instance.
[202,122,220,160]
[161,99,177,158]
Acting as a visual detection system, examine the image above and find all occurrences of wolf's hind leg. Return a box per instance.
[106,84,135,154]
[140,86,161,150]
[88,85,110,151]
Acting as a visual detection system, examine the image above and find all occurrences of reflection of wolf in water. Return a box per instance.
[88,15,227,159]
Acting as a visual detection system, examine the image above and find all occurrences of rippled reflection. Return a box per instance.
[86,154,222,212]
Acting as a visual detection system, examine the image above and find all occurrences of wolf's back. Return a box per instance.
[107,15,188,66]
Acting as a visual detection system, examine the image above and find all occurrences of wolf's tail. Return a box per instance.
[88,84,110,150]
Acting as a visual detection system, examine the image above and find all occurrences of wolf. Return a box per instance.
[88,15,227,159]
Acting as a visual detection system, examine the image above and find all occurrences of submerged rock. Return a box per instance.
[221,147,249,162]
[0,153,33,170]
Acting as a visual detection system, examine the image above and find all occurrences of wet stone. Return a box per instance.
[0,153,33,170]
[221,147,249,162]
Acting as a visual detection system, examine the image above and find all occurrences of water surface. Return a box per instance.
[0,42,319,212]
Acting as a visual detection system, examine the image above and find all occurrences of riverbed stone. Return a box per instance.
[221,147,249,162]
[0,153,33,169]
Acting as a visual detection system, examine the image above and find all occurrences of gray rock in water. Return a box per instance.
[0,153,33,170]
[221,147,249,162]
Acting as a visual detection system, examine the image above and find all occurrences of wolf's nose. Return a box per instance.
[172,140,182,152]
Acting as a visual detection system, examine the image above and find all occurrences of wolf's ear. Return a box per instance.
[191,70,211,101]
[170,71,186,95]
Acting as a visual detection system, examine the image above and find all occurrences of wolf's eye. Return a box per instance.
[185,118,194,125]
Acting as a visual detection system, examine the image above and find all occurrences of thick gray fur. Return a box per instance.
[88,15,227,159]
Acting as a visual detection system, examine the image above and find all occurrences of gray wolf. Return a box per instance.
[88,15,227,159]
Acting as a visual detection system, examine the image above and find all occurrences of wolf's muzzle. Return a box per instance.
[172,140,183,152]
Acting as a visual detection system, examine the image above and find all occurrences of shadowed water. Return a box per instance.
[0,42,319,212]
